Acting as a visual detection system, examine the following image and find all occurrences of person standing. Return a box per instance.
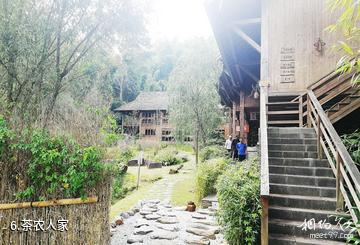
[224,136,232,157]
[231,136,240,159]
[236,138,247,161]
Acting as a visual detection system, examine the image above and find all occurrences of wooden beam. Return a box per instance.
[233,27,261,53]
[233,18,261,26]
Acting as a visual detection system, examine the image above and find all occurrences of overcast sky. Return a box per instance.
[147,0,213,41]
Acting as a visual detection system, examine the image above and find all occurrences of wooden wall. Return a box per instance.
[261,0,342,94]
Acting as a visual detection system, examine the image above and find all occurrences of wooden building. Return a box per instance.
[206,0,360,244]
[206,0,359,146]
[114,91,174,142]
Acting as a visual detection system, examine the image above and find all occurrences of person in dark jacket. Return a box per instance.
[231,136,240,159]
[236,138,247,161]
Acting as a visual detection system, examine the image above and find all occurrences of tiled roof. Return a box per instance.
[114,91,169,111]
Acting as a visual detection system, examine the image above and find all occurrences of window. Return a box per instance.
[162,130,171,136]
[145,129,156,135]
[250,112,259,121]
[142,112,154,118]
[142,118,154,125]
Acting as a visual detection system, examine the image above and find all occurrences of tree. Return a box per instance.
[168,38,222,165]
[327,0,360,83]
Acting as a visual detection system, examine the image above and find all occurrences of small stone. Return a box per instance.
[191,213,207,219]
[139,210,152,216]
[197,209,215,216]
[127,236,144,244]
[132,207,140,213]
[158,211,176,217]
[185,237,210,245]
[189,224,221,234]
[173,206,186,211]
[150,231,178,240]
[155,224,180,232]
[142,207,158,212]
[121,212,130,219]
[157,217,179,224]
[128,210,135,216]
[193,220,217,226]
[186,227,216,240]
[145,214,161,220]
[134,220,149,228]
[115,218,124,226]
[110,222,116,228]
[148,199,161,204]
[133,226,154,235]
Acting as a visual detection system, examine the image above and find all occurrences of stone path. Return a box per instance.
[143,175,177,203]
[110,200,227,245]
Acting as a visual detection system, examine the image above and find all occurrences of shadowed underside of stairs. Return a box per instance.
[267,127,349,245]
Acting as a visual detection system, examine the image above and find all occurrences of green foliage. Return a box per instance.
[216,157,261,245]
[111,173,137,203]
[14,130,105,200]
[327,0,360,83]
[342,129,360,164]
[0,115,14,156]
[334,209,360,244]
[195,158,229,201]
[199,145,225,162]
[154,146,186,166]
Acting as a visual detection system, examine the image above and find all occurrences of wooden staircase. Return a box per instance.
[259,76,360,245]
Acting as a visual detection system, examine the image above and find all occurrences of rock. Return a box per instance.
[115,218,124,226]
[185,237,210,245]
[189,224,221,234]
[197,209,215,216]
[139,210,152,216]
[173,206,186,211]
[186,227,216,240]
[147,161,162,168]
[128,210,135,216]
[110,222,116,228]
[145,214,161,220]
[133,226,154,235]
[121,212,130,219]
[169,169,178,174]
[127,236,144,244]
[148,199,161,204]
[150,231,178,240]
[134,220,149,228]
[157,210,176,217]
[191,213,207,219]
[132,206,140,213]
[157,217,179,224]
[143,204,158,211]
[155,224,180,232]
[193,220,217,226]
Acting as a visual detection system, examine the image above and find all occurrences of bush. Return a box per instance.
[216,157,261,245]
[342,129,360,165]
[199,145,225,162]
[195,157,228,201]
[111,172,137,203]
[154,146,185,166]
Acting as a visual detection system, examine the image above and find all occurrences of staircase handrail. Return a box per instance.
[307,90,360,224]
[260,81,269,245]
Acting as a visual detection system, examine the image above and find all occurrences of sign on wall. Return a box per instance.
[280,47,296,83]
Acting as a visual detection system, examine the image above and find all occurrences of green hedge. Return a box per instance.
[216,157,261,245]
[199,145,225,162]
[195,157,228,202]
[154,146,187,166]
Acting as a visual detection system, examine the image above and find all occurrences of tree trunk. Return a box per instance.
[195,127,199,166]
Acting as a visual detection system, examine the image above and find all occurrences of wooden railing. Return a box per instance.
[260,82,269,245]
[307,90,360,224]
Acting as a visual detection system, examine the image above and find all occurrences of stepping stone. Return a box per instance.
[140,210,153,216]
[127,236,144,244]
[157,217,179,224]
[158,211,176,217]
[186,227,216,240]
[189,224,221,234]
[134,226,154,235]
[134,220,149,228]
[128,211,135,216]
[142,207,158,212]
[197,209,215,216]
[145,214,161,220]
[120,212,130,219]
[192,220,217,226]
[155,224,180,232]
[148,199,161,204]
[173,206,186,211]
[191,213,207,219]
[150,231,178,240]
[185,237,210,245]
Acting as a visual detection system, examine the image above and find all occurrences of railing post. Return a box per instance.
[307,94,311,128]
[316,114,322,159]
[261,196,269,245]
[299,96,303,127]
[336,151,344,211]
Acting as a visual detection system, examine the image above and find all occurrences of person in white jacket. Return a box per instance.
[224,135,232,157]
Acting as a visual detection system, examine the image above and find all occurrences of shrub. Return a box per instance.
[195,157,228,201]
[216,157,261,245]
[342,129,360,165]
[111,172,137,203]
[154,146,185,166]
[199,145,225,162]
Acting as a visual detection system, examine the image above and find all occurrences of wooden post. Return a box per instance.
[335,151,344,210]
[136,151,142,190]
[316,114,322,159]
[232,102,236,138]
[261,196,269,245]
[307,94,311,128]
[299,96,303,126]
